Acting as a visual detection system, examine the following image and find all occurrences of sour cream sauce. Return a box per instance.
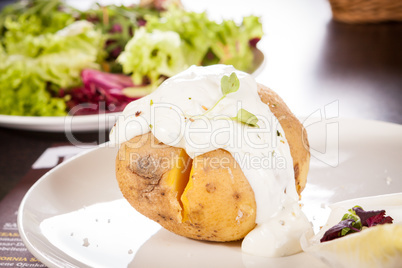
[110,65,312,257]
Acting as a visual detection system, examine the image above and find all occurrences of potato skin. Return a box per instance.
[116,133,256,241]
[257,84,310,194]
[116,85,310,242]
[116,133,186,230]
[181,149,256,241]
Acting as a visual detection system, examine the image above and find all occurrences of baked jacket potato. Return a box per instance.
[116,84,310,242]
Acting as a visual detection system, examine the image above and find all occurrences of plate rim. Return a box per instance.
[17,144,107,268]
[0,112,121,132]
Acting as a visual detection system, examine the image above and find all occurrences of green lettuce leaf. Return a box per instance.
[0,60,67,116]
[36,21,105,89]
[117,28,188,86]
[210,16,263,72]
[0,0,75,53]
[144,8,217,67]
[145,7,263,71]
[0,21,105,116]
[119,7,263,88]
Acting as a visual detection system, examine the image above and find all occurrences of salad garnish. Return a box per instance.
[320,205,394,242]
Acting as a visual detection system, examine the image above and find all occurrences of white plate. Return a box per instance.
[17,118,402,267]
[0,50,265,133]
[0,113,120,132]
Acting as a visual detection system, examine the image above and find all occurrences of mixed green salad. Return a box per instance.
[0,0,263,116]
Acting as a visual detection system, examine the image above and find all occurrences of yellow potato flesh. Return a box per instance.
[166,148,192,211]
[180,166,194,223]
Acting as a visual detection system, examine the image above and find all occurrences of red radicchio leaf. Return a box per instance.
[65,69,144,115]
[366,213,394,227]
[138,19,146,27]
[249,37,261,48]
[320,219,360,243]
[352,207,394,227]
[110,24,123,33]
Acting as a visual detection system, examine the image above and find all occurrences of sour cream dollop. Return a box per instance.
[110,65,312,257]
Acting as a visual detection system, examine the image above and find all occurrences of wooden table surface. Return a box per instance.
[1,0,401,201]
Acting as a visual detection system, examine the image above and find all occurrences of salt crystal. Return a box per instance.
[83,238,90,247]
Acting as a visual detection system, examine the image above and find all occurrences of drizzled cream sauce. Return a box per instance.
[110,65,312,257]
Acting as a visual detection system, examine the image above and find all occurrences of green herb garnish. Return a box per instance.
[221,72,240,95]
[196,73,258,127]
[341,206,363,230]
[231,108,259,127]
[203,72,239,116]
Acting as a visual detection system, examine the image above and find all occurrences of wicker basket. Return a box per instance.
[329,0,402,23]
